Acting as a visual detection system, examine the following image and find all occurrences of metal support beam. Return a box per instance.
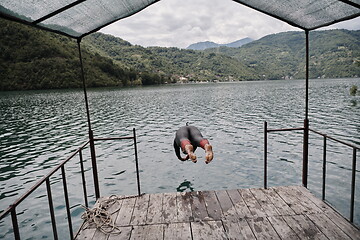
[77,39,100,199]
[305,30,309,120]
[303,30,310,188]
[264,121,268,189]
[350,148,357,222]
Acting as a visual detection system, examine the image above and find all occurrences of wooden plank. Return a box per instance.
[324,211,360,240]
[291,186,331,213]
[215,190,238,221]
[107,226,132,240]
[267,216,300,240]
[114,197,137,226]
[274,186,310,214]
[191,220,227,240]
[130,224,164,240]
[146,193,164,224]
[288,186,360,239]
[191,191,210,221]
[227,189,251,219]
[164,222,192,240]
[202,190,222,220]
[284,186,322,214]
[282,214,328,240]
[250,188,280,216]
[261,188,295,216]
[239,189,266,218]
[75,226,96,240]
[162,192,178,223]
[222,219,256,240]
[307,213,352,240]
[247,217,281,240]
[177,192,193,222]
[91,230,109,240]
[130,194,150,225]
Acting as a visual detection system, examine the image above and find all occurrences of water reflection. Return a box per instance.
[176,180,195,192]
[350,99,357,107]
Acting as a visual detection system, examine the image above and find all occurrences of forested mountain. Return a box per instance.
[205,30,360,79]
[84,29,360,81]
[1,16,359,91]
[187,37,253,50]
[0,19,164,91]
[83,33,259,82]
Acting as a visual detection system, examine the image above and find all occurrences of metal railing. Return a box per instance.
[264,121,359,223]
[0,128,140,240]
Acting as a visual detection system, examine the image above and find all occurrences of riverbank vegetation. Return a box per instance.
[1,18,359,91]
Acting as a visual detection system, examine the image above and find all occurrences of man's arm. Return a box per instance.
[174,140,188,161]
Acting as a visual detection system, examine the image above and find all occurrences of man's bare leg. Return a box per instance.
[204,144,213,164]
[184,144,197,163]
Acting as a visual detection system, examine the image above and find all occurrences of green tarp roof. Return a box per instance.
[1,0,359,39]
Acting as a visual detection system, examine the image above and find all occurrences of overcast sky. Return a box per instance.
[100,0,360,49]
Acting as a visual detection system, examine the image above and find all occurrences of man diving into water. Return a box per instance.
[173,125,213,164]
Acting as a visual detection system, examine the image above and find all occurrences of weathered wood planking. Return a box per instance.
[247,216,281,240]
[130,194,150,225]
[176,192,193,222]
[261,187,295,215]
[202,190,222,220]
[282,214,328,240]
[250,188,280,216]
[114,197,137,226]
[191,220,227,240]
[146,193,164,224]
[215,190,238,221]
[191,191,209,221]
[162,192,178,223]
[227,189,251,219]
[267,216,300,240]
[75,186,360,240]
[222,219,256,239]
[130,224,164,240]
[164,222,192,240]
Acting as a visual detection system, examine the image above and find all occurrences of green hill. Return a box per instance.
[83,33,259,82]
[205,30,360,80]
[0,19,160,91]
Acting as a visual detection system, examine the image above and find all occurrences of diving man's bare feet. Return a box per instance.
[204,144,213,164]
[184,144,197,163]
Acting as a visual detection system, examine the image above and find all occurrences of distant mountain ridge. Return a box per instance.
[187,37,253,50]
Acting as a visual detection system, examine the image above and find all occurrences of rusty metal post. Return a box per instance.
[264,121,268,189]
[46,179,58,240]
[61,166,73,239]
[77,38,100,199]
[10,208,20,240]
[79,149,89,207]
[133,128,141,196]
[350,148,357,222]
[303,30,310,188]
[322,136,327,200]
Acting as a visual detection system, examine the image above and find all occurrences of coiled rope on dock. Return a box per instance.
[80,194,144,235]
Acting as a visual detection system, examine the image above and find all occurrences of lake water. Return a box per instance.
[0,78,359,239]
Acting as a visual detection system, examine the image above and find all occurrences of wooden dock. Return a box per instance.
[75,186,359,240]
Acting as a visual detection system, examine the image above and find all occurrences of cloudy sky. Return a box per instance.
[100,0,360,49]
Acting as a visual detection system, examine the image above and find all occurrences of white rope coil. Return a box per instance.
[80,194,144,235]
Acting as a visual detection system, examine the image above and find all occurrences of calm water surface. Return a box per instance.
[0,78,359,239]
